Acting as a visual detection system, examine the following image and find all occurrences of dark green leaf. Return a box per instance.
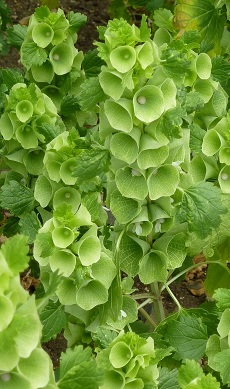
[212,56,230,83]
[7,25,27,48]
[40,300,67,342]
[72,149,109,180]
[0,68,24,90]
[37,123,63,143]
[60,95,80,116]
[82,49,105,78]
[0,0,12,29]
[189,123,206,153]
[0,180,35,216]
[158,367,179,389]
[1,234,29,274]
[67,11,87,34]
[78,77,105,111]
[19,211,40,244]
[3,216,20,237]
[176,182,227,239]
[165,312,208,360]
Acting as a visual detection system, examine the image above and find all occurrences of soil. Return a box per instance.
[2,0,207,369]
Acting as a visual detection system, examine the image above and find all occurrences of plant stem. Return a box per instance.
[138,307,157,329]
[150,281,166,324]
[164,284,182,312]
[137,297,153,309]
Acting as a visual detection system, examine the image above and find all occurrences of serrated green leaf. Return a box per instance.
[212,56,230,82]
[212,349,230,386]
[37,123,63,143]
[7,24,27,48]
[92,328,117,349]
[153,8,174,31]
[19,211,40,244]
[0,180,35,216]
[178,359,203,388]
[40,300,67,342]
[0,68,24,90]
[82,49,105,78]
[78,77,105,111]
[60,95,80,116]
[158,367,179,389]
[1,234,29,274]
[165,312,208,360]
[213,288,230,310]
[189,123,206,153]
[58,346,104,389]
[176,182,227,239]
[21,41,47,69]
[67,11,87,34]
[3,215,20,237]
[174,0,225,54]
[72,149,109,180]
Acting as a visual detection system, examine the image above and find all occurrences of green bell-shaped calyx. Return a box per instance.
[139,250,168,284]
[53,187,81,212]
[115,167,148,200]
[110,46,136,73]
[133,85,164,123]
[76,279,108,310]
[194,52,212,80]
[16,100,33,123]
[50,43,75,75]
[147,164,180,200]
[99,69,125,100]
[109,341,133,368]
[104,99,133,133]
[49,248,76,276]
[202,129,225,156]
[218,166,230,193]
[110,129,140,164]
[32,22,54,48]
[52,226,75,248]
[31,60,54,83]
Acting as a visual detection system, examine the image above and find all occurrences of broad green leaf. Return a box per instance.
[186,374,221,389]
[213,288,230,310]
[158,367,179,389]
[153,8,174,32]
[72,149,109,180]
[178,359,203,388]
[78,77,105,111]
[92,328,117,349]
[0,330,19,371]
[19,211,40,244]
[21,41,47,68]
[67,11,87,33]
[7,25,27,48]
[58,358,103,389]
[211,56,230,82]
[1,234,29,274]
[60,95,80,116]
[189,123,206,153]
[165,312,208,360]
[110,189,141,224]
[82,49,105,78]
[0,68,24,90]
[60,345,92,378]
[174,0,225,54]
[0,180,34,216]
[40,300,67,342]
[217,308,230,338]
[176,182,227,239]
[212,349,230,386]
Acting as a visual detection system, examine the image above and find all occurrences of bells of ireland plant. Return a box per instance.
[133,85,165,123]
[110,46,136,73]
[97,331,159,389]
[0,235,57,389]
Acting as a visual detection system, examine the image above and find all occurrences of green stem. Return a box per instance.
[138,307,157,329]
[150,281,166,324]
[164,284,182,312]
[131,293,154,300]
[138,298,152,310]
[160,260,230,293]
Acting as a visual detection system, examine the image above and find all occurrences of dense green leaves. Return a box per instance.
[0,180,35,216]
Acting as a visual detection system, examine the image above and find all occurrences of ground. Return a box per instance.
[1,0,207,369]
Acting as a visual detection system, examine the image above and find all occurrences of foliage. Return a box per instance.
[1,2,230,388]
